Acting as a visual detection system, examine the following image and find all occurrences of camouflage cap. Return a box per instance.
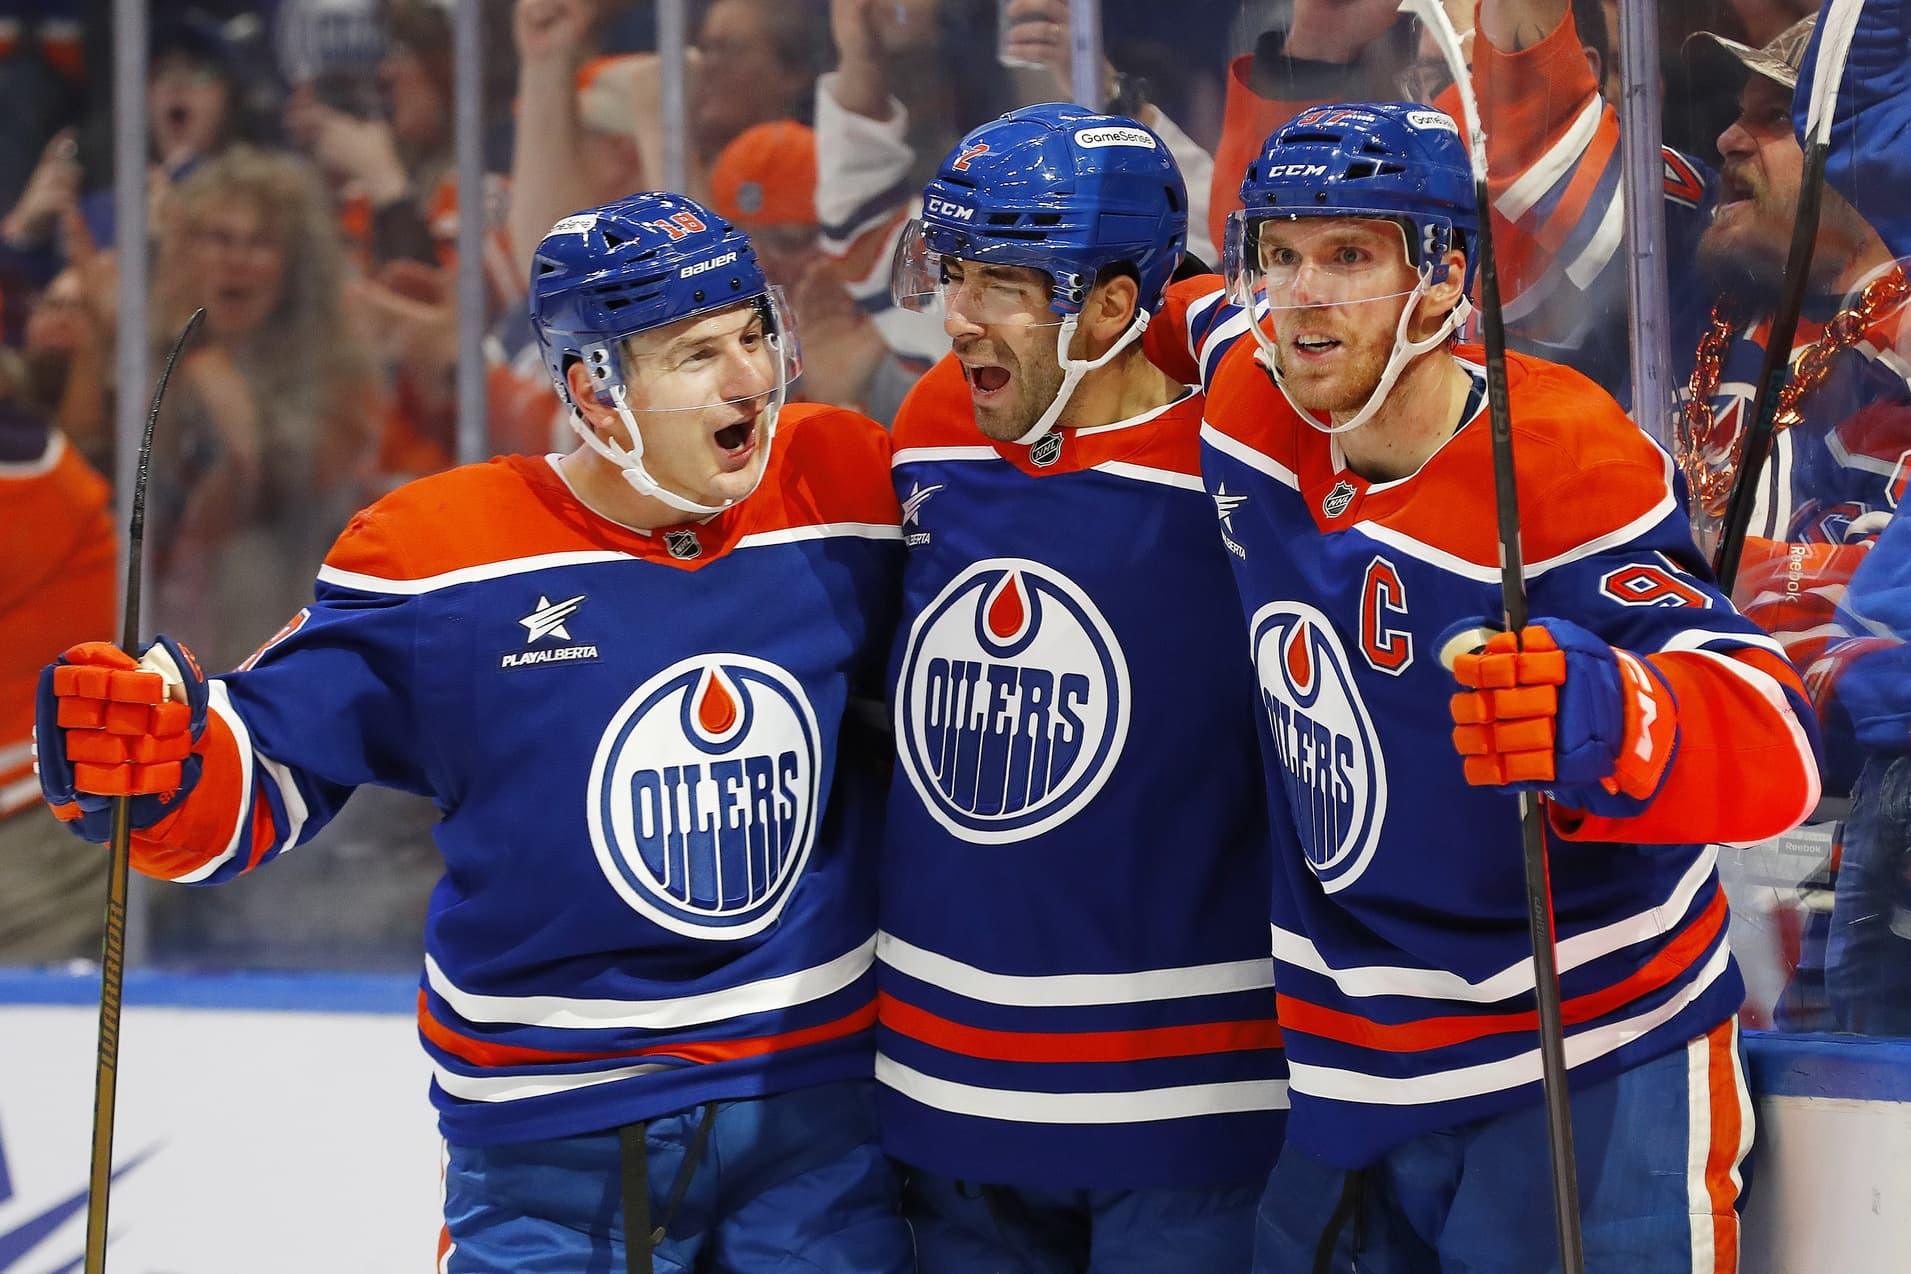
[1686,14,1817,91]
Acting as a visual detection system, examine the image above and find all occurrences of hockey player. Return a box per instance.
[876,104,1287,1270]
[34,193,912,1274]
[1145,104,1822,1270]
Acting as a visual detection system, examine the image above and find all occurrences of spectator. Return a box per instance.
[0,360,114,964]
[710,118,911,421]
[145,144,382,673]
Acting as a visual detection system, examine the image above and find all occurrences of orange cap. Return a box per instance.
[709,120,817,229]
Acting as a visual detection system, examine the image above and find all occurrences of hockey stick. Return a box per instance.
[1712,0,1864,593]
[1397,5,1586,1271]
[83,306,205,1274]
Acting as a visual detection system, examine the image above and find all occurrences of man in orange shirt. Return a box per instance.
[0,397,115,962]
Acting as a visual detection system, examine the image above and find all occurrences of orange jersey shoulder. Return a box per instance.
[1380,349,1676,569]
[893,356,980,451]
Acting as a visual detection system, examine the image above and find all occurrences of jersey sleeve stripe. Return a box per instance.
[877,931,1273,1006]
[1270,848,1718,1003]
[875,1052,1290,1123]
[1284,941,1733,1107]
[1496,96,1604,222]
[168,682,256,884]
[422,937,874,1031]
[1274,891,1726,1054]
[879,991,1282,1063]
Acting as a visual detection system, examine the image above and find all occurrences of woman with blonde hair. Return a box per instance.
[149,144,383,673]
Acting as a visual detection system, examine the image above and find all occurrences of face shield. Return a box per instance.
[890,218,1153,444]
[569,288,801,517]
[1222,207,1472,435]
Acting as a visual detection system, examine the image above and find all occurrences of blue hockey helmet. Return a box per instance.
[897,102,1188,319]
[1228,102,1479,293]
[1225,104,1480,437]
[527,191,800,516]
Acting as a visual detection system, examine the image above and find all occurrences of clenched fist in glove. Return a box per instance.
[36,636,209,842]
[1448,619,1680,811]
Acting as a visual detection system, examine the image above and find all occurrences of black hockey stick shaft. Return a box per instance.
[1474,184,1589,1274]
[84,307,204,1274]
[1710,135,1831,593]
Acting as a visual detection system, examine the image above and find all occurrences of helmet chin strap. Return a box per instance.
[566,377,782,518]
[1251,272,1473,436]
[1014,309,1153,446]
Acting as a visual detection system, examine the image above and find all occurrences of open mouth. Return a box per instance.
[961,362,1012,401]
[713,419,754,453]
[1291,335,1341,359]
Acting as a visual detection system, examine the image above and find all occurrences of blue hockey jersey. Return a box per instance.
[876,355,1287,1190]
[1150,278,1822,1170]
[121,405,903,1147]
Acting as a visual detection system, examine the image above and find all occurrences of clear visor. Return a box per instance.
[615,286,802,414]
[1223,208,1427,314]
[890,218,1068,330]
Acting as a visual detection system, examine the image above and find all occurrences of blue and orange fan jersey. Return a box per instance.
[113,405,904,1147]
[1149,277,1822,1170]
[876,355,1287,1190]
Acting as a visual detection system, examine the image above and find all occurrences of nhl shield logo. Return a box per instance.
[1322,480,1358,519]
[1251,602,1387,892]
[895,558,1130,842]
[1028,432,1064,468]
[587,654,821,938]
[664,529,702,560]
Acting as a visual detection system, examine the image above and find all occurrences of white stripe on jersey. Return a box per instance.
[878,931,1273,1007]
[1496,97,1604,222]
[876,1053,1290,1124]
[1663,648,1821,839]
[1272,847,1718,1003]
[1350,439,1681,584]
[734,522,902,550]
[425,937,875,1031]
[434,1057,681,1103]
[318,550,638,596]
[1199,423,1301,489]
[1566,193,1625,290]
[892,446,998,467]
[171,682,257,884]
[1284,940,1733,1107]
[1089,462,1207,492]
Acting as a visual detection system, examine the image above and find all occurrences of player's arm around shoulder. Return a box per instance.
[1449,357,1824,846]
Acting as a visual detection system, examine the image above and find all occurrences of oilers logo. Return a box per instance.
[896,559,1130,843]
[1251,602,1386,892]
[587,654,821,939]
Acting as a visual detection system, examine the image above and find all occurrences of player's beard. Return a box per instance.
[1271,318,1394,418]
[961,338,1067,443]
[1697,163,1793,305]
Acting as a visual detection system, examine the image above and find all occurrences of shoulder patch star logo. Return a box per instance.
[520,594,584,645]
[903,481,944,526]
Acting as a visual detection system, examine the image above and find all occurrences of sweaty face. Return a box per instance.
[941,259,1066,442]
[1258,218,1423,417]
[1699,77,1803,296]
[620,302,779,507]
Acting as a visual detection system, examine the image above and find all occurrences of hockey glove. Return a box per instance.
[36,636,209,844]
[1449,619,1679,808]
